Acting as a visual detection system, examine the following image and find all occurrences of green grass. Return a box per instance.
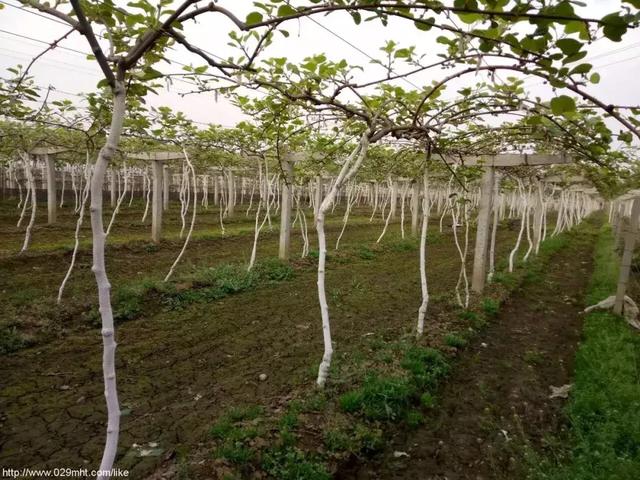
[0,326,30,354]
[323,423,384,455]
[262,447,331,480]
[338,345,449,422]
[532,225,640,480]
[444,332,468,349]
[356,245,376,260]
[94,258,294,323]
[210,405,264,466]
[388,238,419,252]
[482,297,500,317]
[339,375,414,421]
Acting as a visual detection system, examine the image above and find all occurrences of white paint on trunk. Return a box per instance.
[416,171,430,337]
[316,132,369,388]
[165,149,198,282]
[92,82,126,479]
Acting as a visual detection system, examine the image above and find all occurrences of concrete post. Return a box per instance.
[614,198,640,314]
[615,204,625,249]
[45,153,57,224]
[471,167,496,294]
[163,165,170,211]
[279,156,294,260]
[151,160,164,243]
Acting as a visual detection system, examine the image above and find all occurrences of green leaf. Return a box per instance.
[246,11,263,25]
[556,38,582,55]
[601,13,628,42]
[619,131,632,143]
[394,48,412,59]
[550,95,577,115]
[457,12,483,24]
[521,36,546,53]
[562,51,587,65]
[277,5,296,17]
[414,17,435,31]
[564,20,590,40]
[570,63,592,75]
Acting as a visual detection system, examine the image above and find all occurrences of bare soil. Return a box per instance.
[336,220,597,480]
[1,198,521,478]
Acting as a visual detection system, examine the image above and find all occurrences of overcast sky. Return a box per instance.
[1,0,638,134]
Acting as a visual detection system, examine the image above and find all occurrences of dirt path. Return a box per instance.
[338,226,597,480]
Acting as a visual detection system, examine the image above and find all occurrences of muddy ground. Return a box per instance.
[337,220,597,480]
[0,198,591,479]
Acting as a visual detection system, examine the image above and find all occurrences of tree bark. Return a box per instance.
[416,171,430,337]
[316,132,369,388]
[91,81,126,478]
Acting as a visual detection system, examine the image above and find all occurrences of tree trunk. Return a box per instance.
[316,133,369,388]
[416,171,430,337]
[91,81,126,478]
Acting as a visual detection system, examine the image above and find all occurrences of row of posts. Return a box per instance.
[612,197,640,315]
[10,151,501,294]
[13,153,568,298]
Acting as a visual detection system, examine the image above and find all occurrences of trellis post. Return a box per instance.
[45,153,57,224]
[614,197,640,314]
[471,166,495,293]
[279,155,294,260]
[151,160,164,243]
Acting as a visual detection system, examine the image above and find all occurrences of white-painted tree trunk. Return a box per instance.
[335,183,357,250]
[16,158,30,229]
[165,149,198,281]
[141,171,151,223]
[106,166,129,236]
[508,183,527,272]
[316,132,369,388]
[58,160,91,303]
[60,169,66,208]
[92,82,126,479]
[248,162,270,271]
[416,171,430,337]
[20,153,37,253]
[487,182,500,284]
[295,192,310,258]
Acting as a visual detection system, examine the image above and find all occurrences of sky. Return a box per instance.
[0,0,639,134]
